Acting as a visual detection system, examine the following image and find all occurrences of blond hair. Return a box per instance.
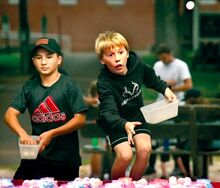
[95,31,129,60]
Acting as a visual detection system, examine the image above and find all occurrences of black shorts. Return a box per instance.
[13,158,79,181]
[160,153,170,162]
[108,122,151,148]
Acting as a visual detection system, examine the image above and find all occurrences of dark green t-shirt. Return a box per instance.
[11,74,87,167]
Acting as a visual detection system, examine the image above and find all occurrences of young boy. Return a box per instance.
[4,38,87,180]
[95,31,176,180]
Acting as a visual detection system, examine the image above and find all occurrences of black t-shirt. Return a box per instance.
[11,74,87,167]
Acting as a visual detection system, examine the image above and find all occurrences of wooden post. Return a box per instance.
[189,106,199,177]
[19,0,30,74]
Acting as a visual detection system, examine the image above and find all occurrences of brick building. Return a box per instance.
[0,0,220,52]
[0,0,155,51]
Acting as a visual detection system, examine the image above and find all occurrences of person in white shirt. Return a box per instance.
[153,43,193,178]
[154,43,192,102]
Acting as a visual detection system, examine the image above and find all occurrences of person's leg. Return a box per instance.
[35,162,79,181]
[160,153,170,178]
[52,166,79,181]
[160,162,167,178]
[13,160,39,180]
[176,157,188,177]
[130,133,151,180]
[144,153,156,174]
[111,142,133,180]
[90,153,102,178]
[144,139,158,175]
[181,155,190,176]
[173,139,190,177]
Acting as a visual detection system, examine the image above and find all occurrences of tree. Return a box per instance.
[19,0,30,74]
[155,0,181,56]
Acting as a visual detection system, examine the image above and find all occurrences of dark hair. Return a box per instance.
[156,43,171,55]
[184,88,209,105]
[184,89,201,101]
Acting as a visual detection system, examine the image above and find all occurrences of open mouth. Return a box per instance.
[115,64,123,69]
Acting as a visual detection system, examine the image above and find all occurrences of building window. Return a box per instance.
[106,0,125,6]
[200,14,220,38]
[8,0,19,5]
[200,0,217,5]
[58,0,78,5]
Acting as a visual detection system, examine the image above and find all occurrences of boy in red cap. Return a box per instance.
[4,38,87,180]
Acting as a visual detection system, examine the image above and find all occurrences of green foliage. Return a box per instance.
[141,54,157,67]
[191,70,220,98]
[0,53,20,75]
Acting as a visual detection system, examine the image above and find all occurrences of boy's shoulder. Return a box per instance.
[59,74,83,91]
[24,75,40,86]
[24,74,78,87]
[61,74,78,85]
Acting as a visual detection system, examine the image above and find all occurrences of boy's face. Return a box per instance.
[100,46,129,75]
[32,48,62,76]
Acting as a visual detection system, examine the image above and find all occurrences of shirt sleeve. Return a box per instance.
[179,60,191,80]
[97,82,127,133]
[10,85,28,113]
[67,82,88,114]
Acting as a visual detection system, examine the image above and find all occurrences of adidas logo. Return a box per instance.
[32,96,66,123]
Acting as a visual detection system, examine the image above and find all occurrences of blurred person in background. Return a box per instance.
[83,80,105,178]
[149,43,193,178]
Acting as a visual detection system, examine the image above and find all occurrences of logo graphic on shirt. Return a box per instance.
[121,81,141,106]
[32,96,66,123]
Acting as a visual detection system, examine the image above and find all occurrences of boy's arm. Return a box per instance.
[143,63,167,94]
[4,107,34,144]
[38,112,86,152]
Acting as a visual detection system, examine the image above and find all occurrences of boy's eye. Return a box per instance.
[34,56,42,60]
[106,52,113,57]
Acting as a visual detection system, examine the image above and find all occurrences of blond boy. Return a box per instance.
[95,31,176,180]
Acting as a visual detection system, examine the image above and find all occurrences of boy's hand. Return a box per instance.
[19,134,38,145]
[38,131,54,152]
[125,121,142,145]
[164,87,177,102]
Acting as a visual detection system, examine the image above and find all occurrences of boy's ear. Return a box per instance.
[58,55,63,65]
[100,60,105,65]
[32,57,36,66]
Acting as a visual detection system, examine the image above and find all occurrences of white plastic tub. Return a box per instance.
[140,99,179,124]
[19,135,40,159]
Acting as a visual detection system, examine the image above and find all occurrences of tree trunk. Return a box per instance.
[155,0,181,56]
[19,0,30,74]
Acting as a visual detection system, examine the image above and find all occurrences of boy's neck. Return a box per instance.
[41,72,61,87]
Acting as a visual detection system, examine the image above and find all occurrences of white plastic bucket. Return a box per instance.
[19,135,40,159]
[140,99,179,124]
